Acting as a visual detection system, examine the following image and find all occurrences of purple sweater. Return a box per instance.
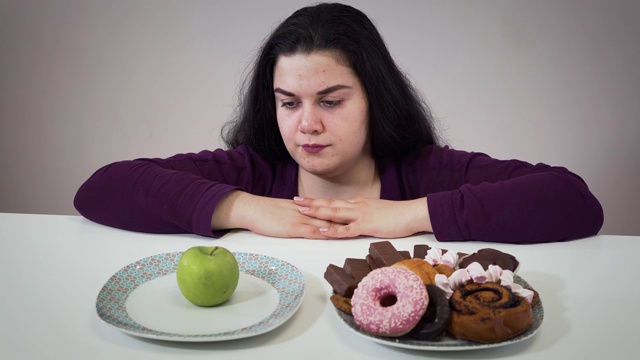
[74,145,603,244]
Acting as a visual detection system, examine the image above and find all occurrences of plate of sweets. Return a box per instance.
[324,241,543,351]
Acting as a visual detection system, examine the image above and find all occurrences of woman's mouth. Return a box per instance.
[301,144,327,154]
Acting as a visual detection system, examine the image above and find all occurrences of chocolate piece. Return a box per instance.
[399,250,411,259]
[458,248,519,272]
[414,245,449,259]
[413,244,431,259]
[365,255,379,270]
[343,258,371,282]
[369,241,404,267]
[324,264,357,297]
[409,285,451,340]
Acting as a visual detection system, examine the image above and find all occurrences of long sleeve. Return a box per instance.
[74,146,287,237]
[398,146,604,244]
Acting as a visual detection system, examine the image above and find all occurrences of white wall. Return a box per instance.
[1,0,639,235]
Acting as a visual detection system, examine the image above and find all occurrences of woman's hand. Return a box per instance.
[293,196,433,239]
[211,191,335,239]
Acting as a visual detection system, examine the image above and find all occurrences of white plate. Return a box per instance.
[96,252,305,342]
[335,275,543,351]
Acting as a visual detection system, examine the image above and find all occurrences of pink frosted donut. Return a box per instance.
[351,267,429,337]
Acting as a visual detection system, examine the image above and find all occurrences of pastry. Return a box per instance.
[351,267,428,337]
[447,282,532,343]
[392,258,438,285]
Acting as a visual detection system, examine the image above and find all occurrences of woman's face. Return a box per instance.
[273,51,371,179]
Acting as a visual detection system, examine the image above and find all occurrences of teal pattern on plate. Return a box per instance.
[96,252,305,340]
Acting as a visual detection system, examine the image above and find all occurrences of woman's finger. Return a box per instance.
[298,203,357,223]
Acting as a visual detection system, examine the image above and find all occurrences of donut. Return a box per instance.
[408,285,451,340]
[448,282,532,343]
[351,267,428,337]
[392,258,438,285]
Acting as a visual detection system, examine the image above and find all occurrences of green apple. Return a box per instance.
[176,246,240,307]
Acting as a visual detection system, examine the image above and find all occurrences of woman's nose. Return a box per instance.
[299,105,324,134]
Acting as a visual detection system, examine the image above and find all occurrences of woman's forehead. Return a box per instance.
[273,52,359,89]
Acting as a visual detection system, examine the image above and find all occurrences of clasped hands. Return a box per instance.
[212,191,432,240]
[293,196,432,239]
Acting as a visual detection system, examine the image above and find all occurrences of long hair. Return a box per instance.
[222,3,439,163]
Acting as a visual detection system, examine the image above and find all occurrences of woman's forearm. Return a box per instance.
[74,159,238,236]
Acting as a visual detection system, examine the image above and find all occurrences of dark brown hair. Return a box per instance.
[222,3,438,162]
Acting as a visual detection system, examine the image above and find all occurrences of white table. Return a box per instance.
[0,213,636,359]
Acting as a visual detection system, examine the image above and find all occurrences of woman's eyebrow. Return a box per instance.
[274,88,296,96]
[274,84,352,97]
[317,84,352,95]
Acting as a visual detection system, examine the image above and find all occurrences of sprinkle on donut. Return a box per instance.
[351,267,428,337]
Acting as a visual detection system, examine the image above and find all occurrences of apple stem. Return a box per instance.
[209,246,219,256]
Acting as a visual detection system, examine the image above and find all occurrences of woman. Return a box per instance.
[74,3,603,244]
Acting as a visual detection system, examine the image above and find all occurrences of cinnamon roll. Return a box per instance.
[448,282,532,343]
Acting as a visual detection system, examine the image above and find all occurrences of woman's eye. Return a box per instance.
[281,101,299,109]
[321,100,342,108]
[280,99,342,110]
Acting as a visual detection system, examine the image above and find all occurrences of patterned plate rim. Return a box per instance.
[96,251,305,342]
[335,275,544,351]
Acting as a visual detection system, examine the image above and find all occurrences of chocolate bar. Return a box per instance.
[343,258,371,282]
[414,245,451,259]
[365,254,379,270]
[324,264,358,297]
[413,244,431,259]
[369,241,404,267]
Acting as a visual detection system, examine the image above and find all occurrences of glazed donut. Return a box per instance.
[408,285,451,340]
[351,267,428,337]
[448,282,532,343]
[392,258,438,285]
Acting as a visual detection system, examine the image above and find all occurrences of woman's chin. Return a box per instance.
[296,159,340,178]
